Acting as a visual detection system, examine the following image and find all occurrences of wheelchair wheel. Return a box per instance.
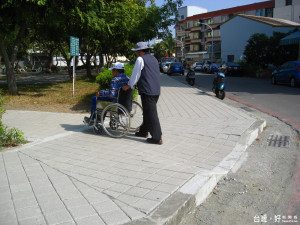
[101,103,130,138]
[130,101,143,132]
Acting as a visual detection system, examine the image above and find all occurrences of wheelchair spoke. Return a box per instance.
[130,101,143,132]
[101,104,130,138]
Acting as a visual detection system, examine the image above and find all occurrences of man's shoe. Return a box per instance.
[135,132,148,138]
[146,138,163,145]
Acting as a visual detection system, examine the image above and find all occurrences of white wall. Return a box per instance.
[221,16,296,62]
[178,6,207,21]
[274,0,300,23]
[187,6,207,17]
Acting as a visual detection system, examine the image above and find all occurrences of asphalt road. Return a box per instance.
[170,72,300,131]
[168,71,300,225]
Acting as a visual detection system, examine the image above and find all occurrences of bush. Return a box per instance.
[0,89,5,119]
[95,68,113,90]
[0,89,26,149]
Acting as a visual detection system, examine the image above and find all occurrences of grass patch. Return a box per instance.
[0,77,99,113]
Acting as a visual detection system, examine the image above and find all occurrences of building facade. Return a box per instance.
[221,14,300,63]
[175,0,300,65]
[175,1,275,64]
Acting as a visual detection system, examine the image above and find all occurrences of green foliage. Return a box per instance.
[153,42,166,60]
[95,68,113,90]
[124,64,134,79]
[266,31,298,67]
[244,33,269,69]
[244,31,299,71]
[0,89,5,117]
[96,64,135,90]
[0,89,26,149]
[1,0,183,94]
[0,125,26,148]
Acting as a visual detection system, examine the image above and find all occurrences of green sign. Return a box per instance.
[70,36,79,56]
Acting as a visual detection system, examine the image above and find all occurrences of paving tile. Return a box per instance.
[114,200,146,220]
[124,186,151,198]
[15,206,43,221]
[18,216,47,225]
[44,210,73,225]
[68,205,97,219]
[13,197,38,210]
[39,201,67,214]
[63,197,90,209]
[93,200,121,214]
[0,210,18,225]
[101,210,131,225]
[143,190,170,202]
[130,198,160,213]
[75,215,105,225]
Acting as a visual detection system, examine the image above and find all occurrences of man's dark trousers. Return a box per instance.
[139,94,162,141]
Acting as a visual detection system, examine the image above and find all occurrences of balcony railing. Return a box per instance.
[191,38,201,44]
[176,30,185,36]
[190,26,201,32]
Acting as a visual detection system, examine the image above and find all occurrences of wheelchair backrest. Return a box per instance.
[118,88,132,112]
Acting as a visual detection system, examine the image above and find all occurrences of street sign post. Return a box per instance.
[70,36,79,97]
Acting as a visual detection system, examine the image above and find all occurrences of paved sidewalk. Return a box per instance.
[1,74,265,225]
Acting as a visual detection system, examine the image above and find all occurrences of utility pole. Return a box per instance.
[199,22,214,62]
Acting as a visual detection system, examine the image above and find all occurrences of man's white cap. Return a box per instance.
[109,62,125,70]
[131,42,153,51]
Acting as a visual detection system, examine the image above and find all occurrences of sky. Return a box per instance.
[155,0,268,12]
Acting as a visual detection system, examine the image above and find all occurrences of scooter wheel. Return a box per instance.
[218,90,225,100]
[189,79,195,86]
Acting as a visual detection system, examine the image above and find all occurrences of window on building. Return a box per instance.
[192,45,199,51]
[265,8,273,17]
[286,0,292,6]
[255,9,265,16]
[206,18,212,24]
[181,15,184,20]
[221,15,228,22]
[193,32,198,39]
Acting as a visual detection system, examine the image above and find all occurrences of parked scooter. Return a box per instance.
[186,68,196,86]
[212,72,226,100]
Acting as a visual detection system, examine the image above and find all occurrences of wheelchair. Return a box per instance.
[86,89,143,138]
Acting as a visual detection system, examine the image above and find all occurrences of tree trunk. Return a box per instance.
[6,66,18,95]
[85,54,92,78]
[0,20,26,95]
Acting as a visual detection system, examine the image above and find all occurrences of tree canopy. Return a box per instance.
[244,31,299,69]
[0,0,183,95]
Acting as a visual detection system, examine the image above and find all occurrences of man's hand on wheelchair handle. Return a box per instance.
[122,85,131,91]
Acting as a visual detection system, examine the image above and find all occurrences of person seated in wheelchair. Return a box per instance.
[84,62,130,125]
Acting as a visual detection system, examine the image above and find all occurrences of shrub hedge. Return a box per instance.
[0,89,26,149]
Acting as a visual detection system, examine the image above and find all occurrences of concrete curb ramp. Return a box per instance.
[125,120,266,225]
